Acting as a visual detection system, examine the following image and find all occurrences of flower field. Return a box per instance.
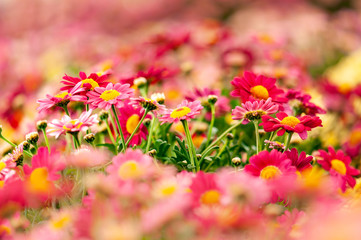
[2,0,361,239]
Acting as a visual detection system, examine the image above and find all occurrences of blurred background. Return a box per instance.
[1,0,361,156]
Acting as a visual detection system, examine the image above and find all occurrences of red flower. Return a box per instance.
[230,71,286,103]
[260,112,322,140]
[245,150,296,181]
[285,89,326,116]
[61,72,110,93]
[284,148,313,172]
[317,147,360,192]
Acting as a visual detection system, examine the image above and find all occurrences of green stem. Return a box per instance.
[206,104,216,146]
[204,139,229,172]
[145,117,156,152]
[264,131,276,150]
[86,103,91,134]
[125,108,149,148]
[71,133,80,150]
[181,120,198,173]
[63,106,70,116]
[0,135,17,148]
[111,105,126,152]
[202,120,243,155]
[41,129,50,153]
[284,132,293,152]
[253,121,260,154]
[105,120,117,153]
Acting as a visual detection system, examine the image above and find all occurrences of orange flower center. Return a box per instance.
[100,89,120,101]
[331,159,347,175]
[0,162,6,172]
[349,129,361,146]
[118,160,143,180]
[280,116,300,128]
[29,167,50,192]
[170,106,191,119]
[126,114,140,134]
[250,85,269,100]
[200,190,221,205]
[260,165,281,180]
[81,79,99,90]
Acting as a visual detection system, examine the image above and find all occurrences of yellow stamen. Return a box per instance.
[0,162,6,172]
[63,120,82,131]
[126,114,140,134]
[170,106,191,119]
[331,159,347,175]
[0,225,11,235]
[118,160,143,180]
[81,79,99,90]
[260,165,281,180]
[161,185,177,196]
[0,181,4,188]
[55,92,69,99]
[200,190,221,205]
[29,167,50,192]
[100,89,120,101]
[51,214,71,230]
[280,116,300,128]
[250,85,269,100]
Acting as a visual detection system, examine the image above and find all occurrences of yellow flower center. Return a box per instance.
[250,85,269,100]
[280,116,300,128]
[170,106,191,119]
[161,185,177,196]
[29,167,50,192]
[0,225,11,235]
[0,181,4,188]
[338,83,352,94]
[55,92,69,99]
[200,190,221,205]
[100,89,120,101]
[118,160,143,180]
[0,162,6,172]
[126,114,140,134]
[260,165,282,180]
[350,129,361,146]
[259,34,274,44]
[63,120,82,131]
[51,214,71,230]
[166,89,181,100]
[331,159,347,175]
[81,79,99,90]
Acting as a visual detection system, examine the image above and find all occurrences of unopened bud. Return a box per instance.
[36,120,48,130]
[226,133,234,140]
[143,118,152,127]
[26,132,39,145]
[207,95,218,105]
[21,141,30,151]
[148,149,157,157]
[84,133,95,144]
[0,125,3,135]
[232,157,242,167]
[133,77,147,88]
[150,93,165,104]
[99,110,109,121]
[196,154,202,160]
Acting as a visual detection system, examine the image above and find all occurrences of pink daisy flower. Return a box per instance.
[106,149,154,181]
[232,98,278,124]
[244,150,296,180]
[7,144,24,166]
[284,148,313,172]
[260,112,322,140]
[47,110,98,138]
[285,89,326,116]
[132,96,166,116]
[60,71,110,92]
[317,147,360,192]
[37,82,87,113]
[159,100,203,124]
[86,83,134,110]
[118,104,151,146]
[230,71,287,103]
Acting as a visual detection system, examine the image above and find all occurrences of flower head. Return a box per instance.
[159,100,203,124]
[232,98,278,124]
[61,71,110,92]
[231,71,286,103]
[7,144,24,166]
[317,147,360,192]
[285,89,326,116]
[284,148,313,172]
[260,112,322,140]
[86,83,134,110]
[37,82,87,113]
[132,96,166,115]
[47,110,98,138]
[245,150,296,180]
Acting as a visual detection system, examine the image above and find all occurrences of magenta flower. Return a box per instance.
[86,83,134,110]
[284,148,313,172]
[37,82,87,113]
[232,98,278,124]
[159,100,203,124]
[47,110,98,138]
[61,71,110,92]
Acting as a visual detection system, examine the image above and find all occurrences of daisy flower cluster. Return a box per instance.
[2,1,361,239]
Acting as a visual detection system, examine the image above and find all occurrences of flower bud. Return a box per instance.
[196,154,202,160]
[207,95,218,105]
[36,120,48,130]
[84,133,95,144]
[26,132,39,145]
[0,125,2,135]
[133,77,147,88]
[151,93,165,104]
[148,149,157,157]
[143,118,152,127]
[232,157,242,167]
[21,141,30,151]
[99,110,109,121]
[226,133,234,140]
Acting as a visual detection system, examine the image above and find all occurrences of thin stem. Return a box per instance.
[253,121,260,154]
[0,135,17,148]
[181,120,198,173]
[204,139,229,172]
[63,106,70,116]
[41,129,50,153]
[86,103,91,134]
[71,133,80,150]
[264,131,275,150]
[111,105,126,153]
[202,120,243,155]
[206,103,216,146]
[105,120,117,153]
[125,108,149,148]
[284,132,293,152]
[145,116,156,152]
